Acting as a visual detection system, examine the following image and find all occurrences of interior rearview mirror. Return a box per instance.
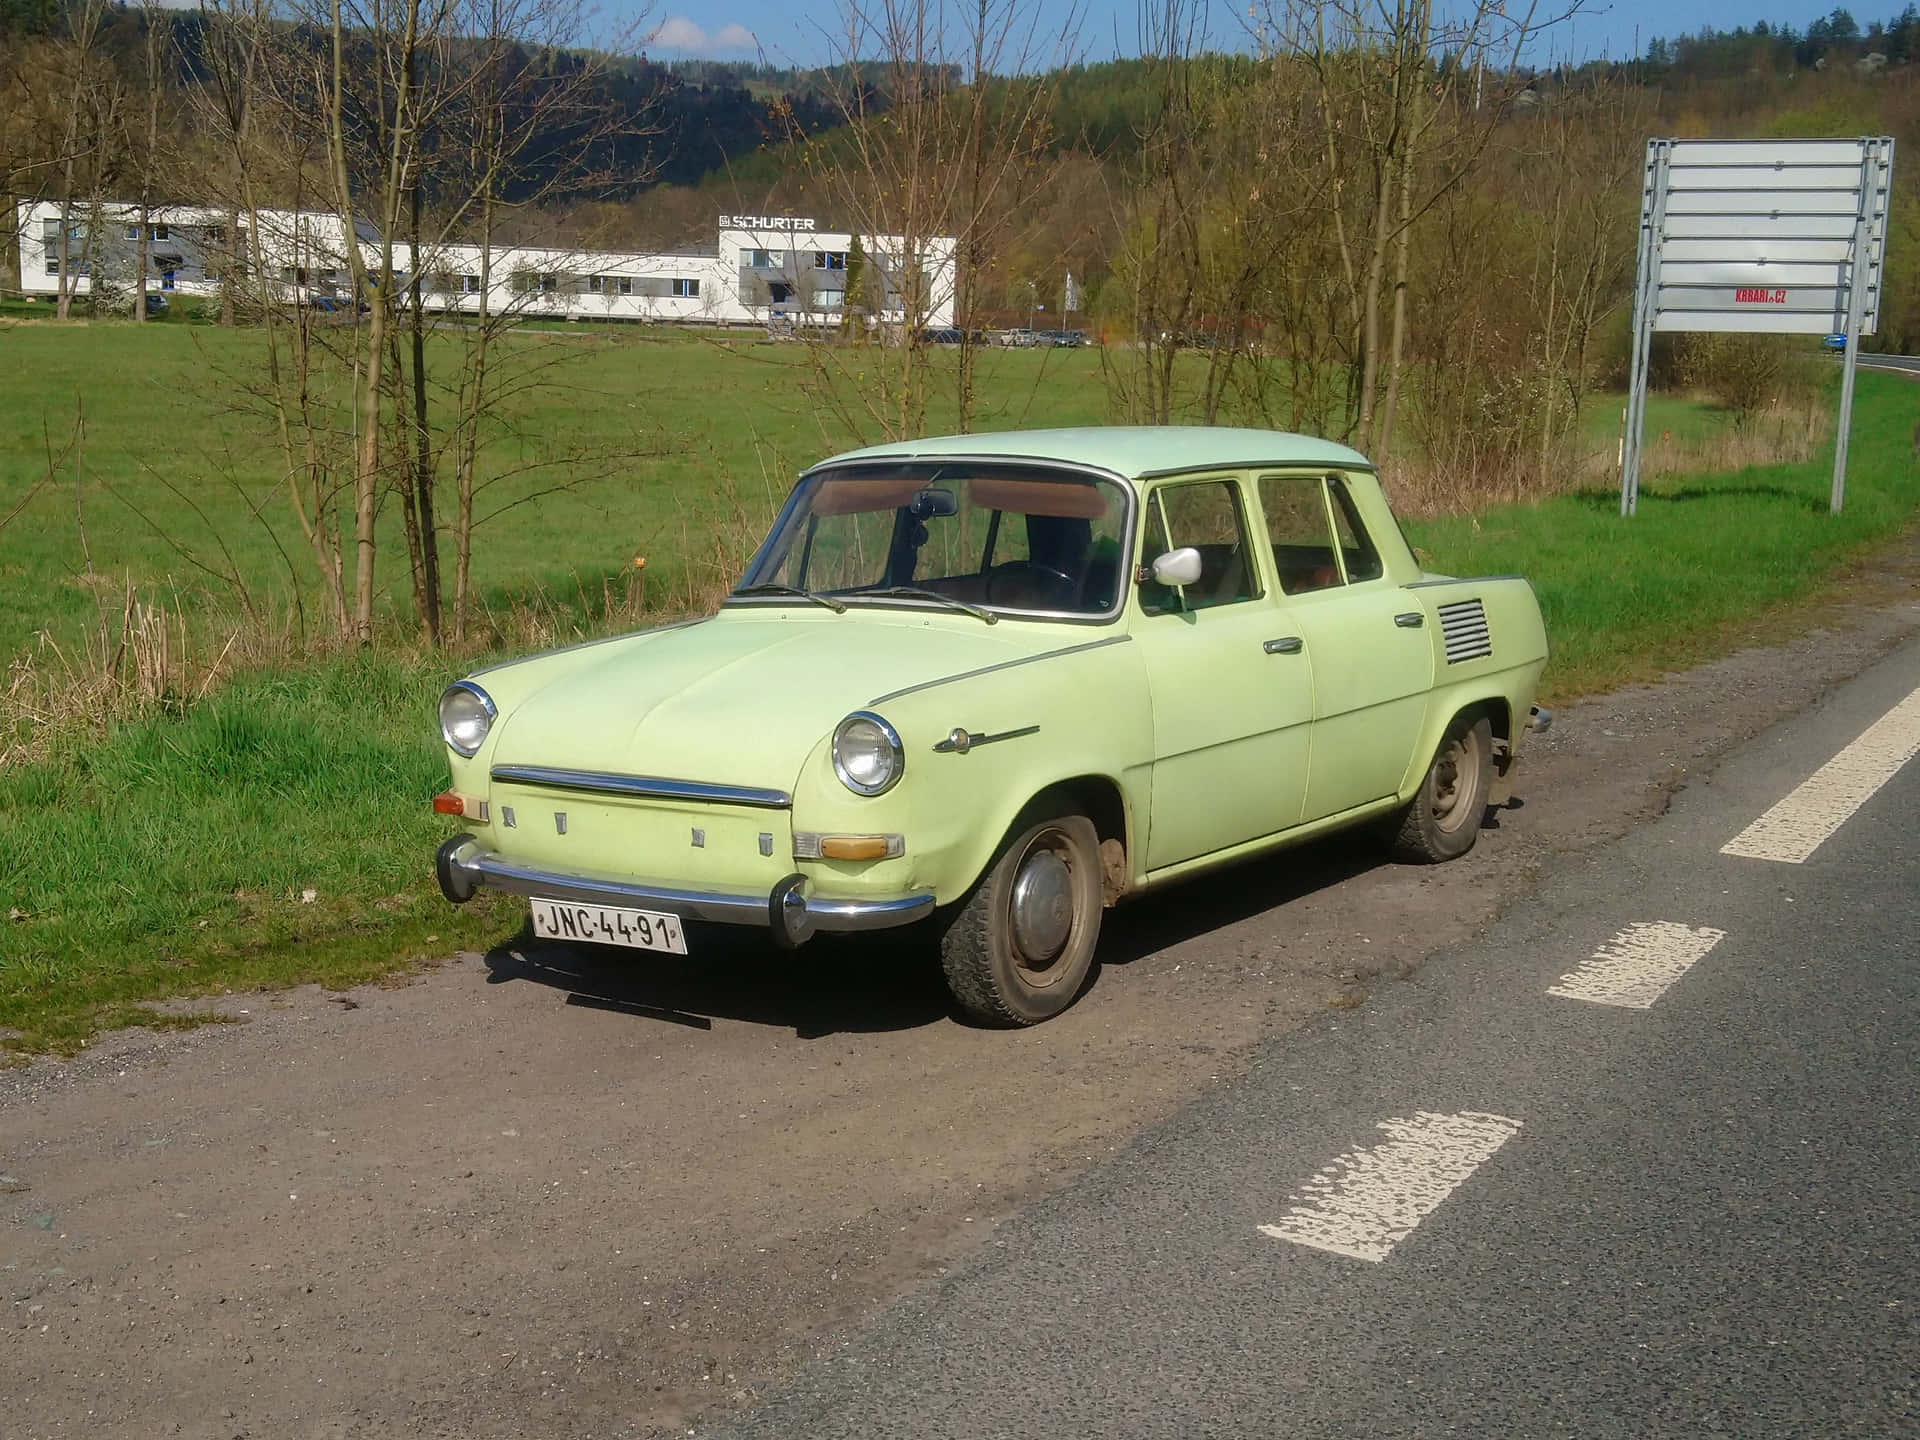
[1149,547,1203,587]
[909,488,958,519]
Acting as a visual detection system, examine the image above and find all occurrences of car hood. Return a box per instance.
[487,612,1070,792]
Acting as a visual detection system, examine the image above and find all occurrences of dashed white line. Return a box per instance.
[1258,1110,1521,1263]
[1548,921,1726,1010]
[1721,683,1920,864]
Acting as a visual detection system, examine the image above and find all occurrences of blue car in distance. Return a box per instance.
[1822,333,1847,351]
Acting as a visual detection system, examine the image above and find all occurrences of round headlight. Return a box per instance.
[440,681,497,757]
[832,711,903,796]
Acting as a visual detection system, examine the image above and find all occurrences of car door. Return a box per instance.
[1255,472,1433,821]
[1131,475,1312,871]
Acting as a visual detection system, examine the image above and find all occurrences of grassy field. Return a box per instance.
[2,318,1916,1057]
[0,322,1116,652]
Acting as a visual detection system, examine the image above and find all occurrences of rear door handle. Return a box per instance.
[1394,612,1425,628]
[1263,636,1303,655]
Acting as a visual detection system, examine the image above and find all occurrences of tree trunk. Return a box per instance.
[1375,137,1416,463]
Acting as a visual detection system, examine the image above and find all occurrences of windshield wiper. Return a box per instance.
[862,586,999,624]
[730,583,847,614]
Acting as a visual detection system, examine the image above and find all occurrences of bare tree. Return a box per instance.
[1264,0,1557,458]
[130,1,174,323]
[788,0,1076,443]
[48,0,121,321]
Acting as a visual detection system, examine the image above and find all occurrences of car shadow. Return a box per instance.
[483,919,957,1040]
[479,802,1512,1036]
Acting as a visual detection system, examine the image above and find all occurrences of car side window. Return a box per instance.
[1138,480,1257,616]
[1259,476,1342,595]
[1327,477,1384,583]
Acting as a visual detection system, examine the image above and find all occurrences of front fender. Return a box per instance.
[788,634,1152,905]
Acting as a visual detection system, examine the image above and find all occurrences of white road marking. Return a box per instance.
[1258,1110,1521,1262]
[1721,683,1920,864]
[1548,921,1726,1010]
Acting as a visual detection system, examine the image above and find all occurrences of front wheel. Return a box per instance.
[939,813,1104,1026]
[1391,713,1493,863]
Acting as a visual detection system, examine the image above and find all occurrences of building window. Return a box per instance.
[816,289,844,310]
[462,274,480,293]
[745,248,774,269]
[617,277,634,295]
[160,270,177,291]
[125,224,140,241]
[814,251,846,271]
[589,275,607,294]
[44,253,59,275]
[151,224,169,242]
[539,274,558,294]
[512,270,534,294]
[671,278,699,298]
[206,224,226,245]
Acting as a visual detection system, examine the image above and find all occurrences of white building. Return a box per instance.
[11,200,956,330]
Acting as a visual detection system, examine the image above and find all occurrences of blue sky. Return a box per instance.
[626,2,1866,67]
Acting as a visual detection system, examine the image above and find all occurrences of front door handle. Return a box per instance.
[1263,636,1303,655]
[1394,611,1425,628]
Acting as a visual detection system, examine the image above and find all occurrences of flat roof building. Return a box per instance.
[11,200,957,331]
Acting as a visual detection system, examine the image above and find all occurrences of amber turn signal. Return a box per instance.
[432,792,489,821]
[820,834,895,861]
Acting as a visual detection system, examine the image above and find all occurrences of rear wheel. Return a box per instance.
[1392,713,1493,863]
[939,813,1103,1026]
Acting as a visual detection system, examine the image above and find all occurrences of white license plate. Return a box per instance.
[529,897,689,955]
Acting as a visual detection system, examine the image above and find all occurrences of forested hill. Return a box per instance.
[6,2,1920,204]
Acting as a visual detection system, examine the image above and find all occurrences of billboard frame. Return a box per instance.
[1620,136,1895,517]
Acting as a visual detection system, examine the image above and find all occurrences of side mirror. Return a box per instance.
[1149,547,1203,587]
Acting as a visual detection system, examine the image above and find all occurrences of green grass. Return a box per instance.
[1405,368,1920,700]
[0,656,516,1052]
[2,323,1917,1057]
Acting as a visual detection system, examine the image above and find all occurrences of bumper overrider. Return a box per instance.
[435,834,936,949]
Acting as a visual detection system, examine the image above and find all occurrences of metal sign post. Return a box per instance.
[1621,136,1894,517]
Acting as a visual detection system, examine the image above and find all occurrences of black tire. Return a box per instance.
[1392,713,1493,863]
[939,813,1104,1026]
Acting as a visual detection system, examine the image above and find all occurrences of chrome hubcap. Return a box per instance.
[1009,848,1074,964]
[1432,741,1469,829]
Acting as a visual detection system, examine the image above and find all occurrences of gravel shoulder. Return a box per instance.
[5,529,1920,1440]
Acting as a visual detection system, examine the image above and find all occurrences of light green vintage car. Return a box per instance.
[434,428,1548,1025]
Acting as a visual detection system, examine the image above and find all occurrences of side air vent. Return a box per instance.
[1437,598,1492,664]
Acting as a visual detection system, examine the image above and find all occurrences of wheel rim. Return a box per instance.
[1007,833,1077,984]
[1429,733,1476,833]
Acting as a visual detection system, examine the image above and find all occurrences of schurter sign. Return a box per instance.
[1621,135,1895,518]
[719,215,817,231]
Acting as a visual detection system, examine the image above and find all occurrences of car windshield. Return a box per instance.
[736,463,1131,618]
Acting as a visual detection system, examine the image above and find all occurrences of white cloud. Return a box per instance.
[645,16,759,54]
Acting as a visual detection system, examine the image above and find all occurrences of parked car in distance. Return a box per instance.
[1821,333,1847,351]
[922,327,965,345]
[434,428,1550,1026]
[997,327,1037,347]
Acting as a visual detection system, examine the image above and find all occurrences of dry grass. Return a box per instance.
[1,475,775,766]
[1384,396,1829,519]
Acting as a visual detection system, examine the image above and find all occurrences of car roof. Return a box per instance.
[810,426,1373,481]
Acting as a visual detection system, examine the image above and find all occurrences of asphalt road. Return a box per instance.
[712,632,1920,1438]
[1856,352,1920,376]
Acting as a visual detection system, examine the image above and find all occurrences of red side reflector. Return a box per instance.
[432,792,465,816]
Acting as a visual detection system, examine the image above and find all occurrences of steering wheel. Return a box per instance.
[984,560,1079,607]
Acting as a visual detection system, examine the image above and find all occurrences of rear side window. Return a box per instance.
[1139,480,1258,615]
[1258,475,1341,595]
[1327,477,1383,583]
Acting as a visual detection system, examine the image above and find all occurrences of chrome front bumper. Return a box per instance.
[435,835,935,948]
